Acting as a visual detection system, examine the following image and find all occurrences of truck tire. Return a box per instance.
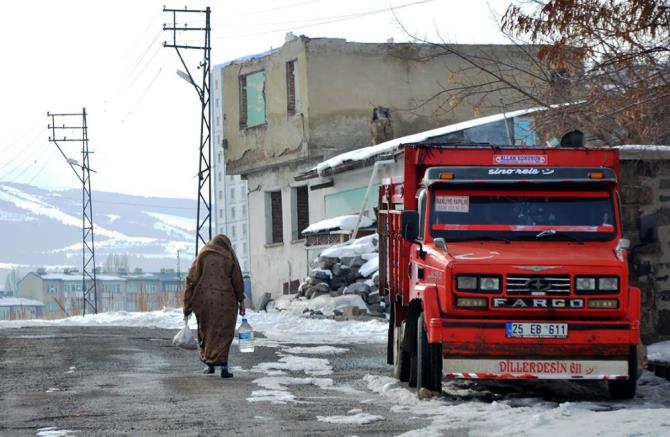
[393,321,411,382]
[608,346,638,400]
[416,313,443,395]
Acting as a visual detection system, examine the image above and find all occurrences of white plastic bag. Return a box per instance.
[172,317,198,350]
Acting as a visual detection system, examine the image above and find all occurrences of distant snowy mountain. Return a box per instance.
[0,182,198,281]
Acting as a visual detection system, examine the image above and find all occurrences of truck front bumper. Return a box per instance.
[430,318,637,380]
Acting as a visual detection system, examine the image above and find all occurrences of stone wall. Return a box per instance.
[620,150,670,342]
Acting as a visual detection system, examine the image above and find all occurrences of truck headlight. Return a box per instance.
[456,297,487,308]
[598,277,619,291]
[479,276,500,291]
[576,277,596,291]
[457,276,478,291]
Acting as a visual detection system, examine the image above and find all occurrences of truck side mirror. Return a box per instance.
[639,212,658,244]
[401,210,419,241]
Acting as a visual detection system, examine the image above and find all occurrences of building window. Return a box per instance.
[286,60,297,115]
[242,205,247,217]
[231,224,237,238]
[240,185,246,198]
[292,185,309,240]
[242,223,247,235]
[219,209,223,219]
[242,242,248,254]
[266,190,283,244]
[231,206,236,219]
[218,172,221,182]
[219,190,223,200]
[230,188,235,201]
[239,71,266,128]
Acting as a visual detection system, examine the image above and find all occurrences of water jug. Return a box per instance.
[238,318,254,353]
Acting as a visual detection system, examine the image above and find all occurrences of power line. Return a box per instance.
[122,55,169,121]
[188,0,437,41]
[118,29,163,93]
[0,128,48,173]
[25,147,59,185]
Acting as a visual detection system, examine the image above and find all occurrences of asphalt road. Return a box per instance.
[0,326,422,437]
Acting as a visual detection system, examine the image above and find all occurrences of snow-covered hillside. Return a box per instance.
[0,182,196,279]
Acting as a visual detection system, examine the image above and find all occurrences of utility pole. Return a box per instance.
[47,108,98,315]
[163,6,212,257]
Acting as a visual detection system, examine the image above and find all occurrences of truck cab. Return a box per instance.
[379,145,642,399]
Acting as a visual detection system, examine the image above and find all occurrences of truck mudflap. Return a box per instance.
[443,358,629,380]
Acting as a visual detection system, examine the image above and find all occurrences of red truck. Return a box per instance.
[379,144,646,399]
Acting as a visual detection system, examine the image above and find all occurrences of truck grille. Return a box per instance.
[506,275,571,295]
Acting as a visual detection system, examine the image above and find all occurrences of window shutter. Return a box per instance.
[286,61,296,115]
[239,75,247,128]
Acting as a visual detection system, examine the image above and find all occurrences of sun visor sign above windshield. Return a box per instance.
[424,167,618,185]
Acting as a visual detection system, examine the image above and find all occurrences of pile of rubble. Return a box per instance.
[296,234,388,317]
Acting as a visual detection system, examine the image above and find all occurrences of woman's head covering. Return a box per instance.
[210,234,234,254]
[187,233,241,288]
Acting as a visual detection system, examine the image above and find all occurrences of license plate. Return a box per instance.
[506,322,568,338]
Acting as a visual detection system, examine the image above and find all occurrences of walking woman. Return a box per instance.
[183,234,246,378]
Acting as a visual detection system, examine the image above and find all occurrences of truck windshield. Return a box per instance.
[430,185,617,242]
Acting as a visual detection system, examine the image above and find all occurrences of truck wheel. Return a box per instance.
[393,321,410,382]
[608,346,638,400]
[387,301,394,365]
[416,313,443,395]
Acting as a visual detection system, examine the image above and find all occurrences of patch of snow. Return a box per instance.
[364,372,670,437]
[317,411,384,425]
[648,340,670,363]
[248,376,360,404]
[36,428,80,437]
[302,215,374,235]
[320,234,378,259]
[272,294,370,317]
[252,354,332,376]
[282,346,348,355]
[359,256,379,277]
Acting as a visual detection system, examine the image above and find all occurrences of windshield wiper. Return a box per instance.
[535,229,583,244]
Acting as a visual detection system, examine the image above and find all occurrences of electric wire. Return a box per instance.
[0,128,47,175]
[25,147,59,185]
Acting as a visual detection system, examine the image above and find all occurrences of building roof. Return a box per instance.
[0,297,44,307]
[295,107,545,181]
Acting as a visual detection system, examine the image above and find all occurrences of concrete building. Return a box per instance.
[219,36,542,305]
[211,65,251,274]
[17,269,184,319]
[0,297,43,320]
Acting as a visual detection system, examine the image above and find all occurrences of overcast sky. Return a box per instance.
[0,0,509,199]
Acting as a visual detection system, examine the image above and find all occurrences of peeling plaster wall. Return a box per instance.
[620,153,670,342]
[222,37,543,176]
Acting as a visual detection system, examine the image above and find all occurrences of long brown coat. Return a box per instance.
[183,235,245,365]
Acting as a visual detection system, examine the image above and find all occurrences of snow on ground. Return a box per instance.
[0,307,388,346]
[365,373,670,437]
[251,354,333,376]
[317,409,384,425]
[271,294,370,317]
[648,340,670,363]
[281,346,348,355]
